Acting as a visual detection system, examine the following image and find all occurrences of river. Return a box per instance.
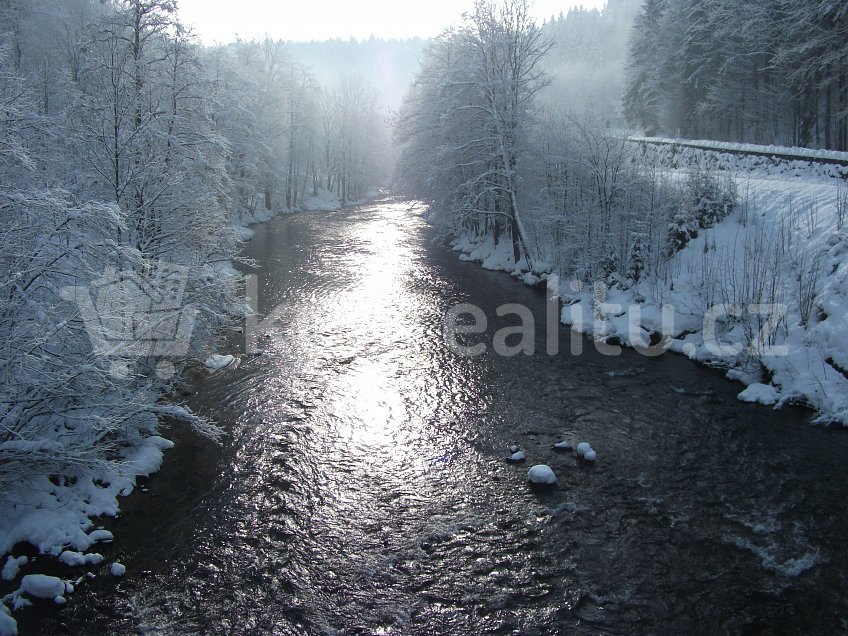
[33,197,848,634]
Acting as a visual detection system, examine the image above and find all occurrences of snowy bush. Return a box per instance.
[628,233,648,284]
[667,171,736,257]
[689,171,736,228]
[666,205,700,257]
[599,243,620,281]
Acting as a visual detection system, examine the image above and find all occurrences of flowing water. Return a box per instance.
[33,197,848,634]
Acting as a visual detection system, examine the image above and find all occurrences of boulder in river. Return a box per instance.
[21,574,65,599]
[527,464,557,487]
[507,451,526,463]
[205,354,234,370]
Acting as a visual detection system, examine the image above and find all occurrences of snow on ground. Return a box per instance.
[738,383,781,406]
[0,426,179,629]
[451,157,848,425]
[0,440,165,557]
[567,169,848,424]
[301,188,344,212]
[453,234,527,274]
[245,187,377,222]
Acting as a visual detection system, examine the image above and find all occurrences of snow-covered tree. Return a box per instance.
[395,0,551,267]
[0,0,237,560]
[622,0,668,136]
[628,232,648,283]
[624,0,848,150]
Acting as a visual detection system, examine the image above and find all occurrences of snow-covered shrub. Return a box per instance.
[667,170,736,256]
[518,115,681,285]
[666,204,700,256]
[599,243,620,281]
[628,233,648,283]
[689,171,736,228]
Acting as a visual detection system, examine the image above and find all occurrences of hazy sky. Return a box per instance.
[177,0,608,44]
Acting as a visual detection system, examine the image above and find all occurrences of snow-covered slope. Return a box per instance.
[565,173,848,424]
[452,155,848,425]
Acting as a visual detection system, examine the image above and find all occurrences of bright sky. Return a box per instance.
[177,0,608,44]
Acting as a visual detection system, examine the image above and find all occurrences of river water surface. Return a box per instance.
[37,197,848,634]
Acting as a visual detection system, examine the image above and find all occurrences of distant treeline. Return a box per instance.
[624,0,848,151]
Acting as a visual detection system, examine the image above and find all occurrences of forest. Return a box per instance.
[624,0,848,150]
[0,0,389,567]
[395,0,691,286]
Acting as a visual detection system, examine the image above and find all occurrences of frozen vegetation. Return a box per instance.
[447,146,848,425]
[0,0,390,630]
[394,0,848,425]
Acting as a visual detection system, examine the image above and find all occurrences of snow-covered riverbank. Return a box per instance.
[453,164,848,425]
[0,188,378,635]
[232,188,366,241]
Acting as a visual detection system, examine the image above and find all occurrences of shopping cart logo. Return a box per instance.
[61,264,197,379]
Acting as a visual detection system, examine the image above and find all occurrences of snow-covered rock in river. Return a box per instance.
[509,443,520,453]
[507,451,526,463]
[576,442,592,458]
[552,441,572,452]
[20,574,65,599]
[84,553,104,565]
[88,529,114,543]
[109,562,126,577]
[205,354,234,370]
[59,550,102,566]
[583,449,597,463]
[1,556,27,582]
[527,464,557,486]
[0,605,16,636]
[737,383,780,406]
[58,551,87,567]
